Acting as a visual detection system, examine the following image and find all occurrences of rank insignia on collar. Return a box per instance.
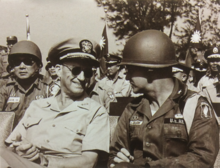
[201,102,212,119]
[35,95,44,100]
[80,40,93,53]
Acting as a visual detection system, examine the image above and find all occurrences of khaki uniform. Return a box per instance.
[5,95,110,167]
[197,75,218,91]
[90,80,116,112]
[0,75,52,128]
[108,79,219,168]
[100,70,131,97]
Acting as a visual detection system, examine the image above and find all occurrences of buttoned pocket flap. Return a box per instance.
[164,124,188,141]
[23,117,42,128]
[64,125,86,136]
[6,102,20,111]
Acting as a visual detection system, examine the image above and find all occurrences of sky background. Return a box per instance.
[0,0,219,74]
[0,0,121,74]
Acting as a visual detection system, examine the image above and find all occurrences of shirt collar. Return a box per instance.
[47,93,90,113]
[130,78,187,118]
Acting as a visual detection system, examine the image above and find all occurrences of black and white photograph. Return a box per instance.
[0,0,220,168]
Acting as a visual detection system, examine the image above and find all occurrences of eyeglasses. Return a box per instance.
[63,64,93,78]
[12,58,35,66]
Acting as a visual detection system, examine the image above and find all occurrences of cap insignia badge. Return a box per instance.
[213,47,218,54]
[80,40,93,54]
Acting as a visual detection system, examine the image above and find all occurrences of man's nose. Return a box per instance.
[77,71,85,81]
[19,62,26,68]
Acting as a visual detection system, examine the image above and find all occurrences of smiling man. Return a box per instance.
[0,40,52,128]
[0,38,110,168]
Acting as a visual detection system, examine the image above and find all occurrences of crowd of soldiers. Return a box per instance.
[0,29,219,168]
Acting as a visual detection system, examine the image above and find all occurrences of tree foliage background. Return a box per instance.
[95,0,220,60]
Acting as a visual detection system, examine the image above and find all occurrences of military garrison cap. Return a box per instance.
[48,38,100,67]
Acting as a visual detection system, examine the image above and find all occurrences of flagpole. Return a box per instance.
[26,14,31,40]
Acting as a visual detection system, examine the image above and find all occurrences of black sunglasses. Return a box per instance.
[12,58,35,66]
[63,64,93,78]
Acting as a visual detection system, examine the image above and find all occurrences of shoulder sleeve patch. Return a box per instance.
[200,102,212,119]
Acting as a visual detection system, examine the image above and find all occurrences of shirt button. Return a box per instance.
[52,124,55,127]
[146,142,151,147]
[148,125,152,129]
[47,140,49,143]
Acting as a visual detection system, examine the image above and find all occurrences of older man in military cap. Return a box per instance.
[0,38,110,168]
[108,30,219,168]
[0,40,51,128]
[100,54,131,97]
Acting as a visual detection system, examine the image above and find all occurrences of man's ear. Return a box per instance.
[55,64,62,77]
[182,73,188,82]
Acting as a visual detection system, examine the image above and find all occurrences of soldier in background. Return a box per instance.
[45,57,60,97]
[7,36,18,53]
[0,36,18,87]
[100,54,131,97]
[197,44,220,116]
[87,66,116,112]
[0,40,52,128]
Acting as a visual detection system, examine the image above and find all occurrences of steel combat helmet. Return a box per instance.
[7,36,18,45]
[8,40,42,67]
[122,30,177,68]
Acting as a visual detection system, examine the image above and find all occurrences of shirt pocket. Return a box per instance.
[23,117,42,129]
[63,125,87,153]
[5,102,20,111]
[164,123,188,141]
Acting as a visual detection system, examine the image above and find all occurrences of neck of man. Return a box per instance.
[51,74,58,80]
[17,74,39,91]
[57,89,86,111]
[145,78,174,112]
[108,70,119,81]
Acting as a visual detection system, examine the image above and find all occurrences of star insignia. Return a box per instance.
[99,36,106,49]
[191,30,201,43]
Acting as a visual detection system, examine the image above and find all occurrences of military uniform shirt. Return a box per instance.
[6,95,110,166]
[197,75,218,91]
[100,70,131,97]
[108,79,219,168]
[0,75,52,128]
[90,80,116,112]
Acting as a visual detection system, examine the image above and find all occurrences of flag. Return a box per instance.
[190,12,202,49]
[100,25,108,58]
[98,25,108,79]
[26,14,31,40]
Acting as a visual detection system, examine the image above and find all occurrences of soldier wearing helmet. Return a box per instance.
[99,54,132,97]
[108,30,219,168]
[7,36,18,53]
[1,38,110,168]
[0,40,52,128]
